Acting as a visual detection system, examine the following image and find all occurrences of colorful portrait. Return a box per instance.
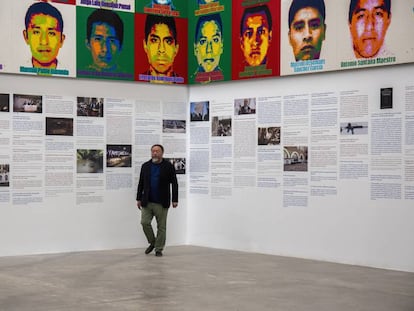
[12,1,75,76]
[135,13,187,84]
[232,0,280,80]
[23,2,66,70]
[188,0,231,84]
[76,6,134,80]
[288,0,326,62]
[281,0,337,75]
[348,0,391,59]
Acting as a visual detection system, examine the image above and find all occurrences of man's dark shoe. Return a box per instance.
[145,245,155,254]
[155,250,163,257]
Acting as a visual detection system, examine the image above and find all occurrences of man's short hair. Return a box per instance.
[288,0,326,27]
[87,9,124,47]
[348,0,391,23]
[25,2,64,32]
[144,15,177,43]
[195,13,223,41]
[151,144,164,152]
[240,5,272,36]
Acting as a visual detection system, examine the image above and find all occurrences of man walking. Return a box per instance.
[136,144,178,257]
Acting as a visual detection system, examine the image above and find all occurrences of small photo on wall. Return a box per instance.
[212,116,231,136]
[165,157,186,174]
[232,0,281,80]
[190,101,209,121]
[258,127,280,145]
[77,149,104,173]
[380,87,393,109]
[0,164,10,187]
[0,94,10,112]
[283,146,308,172]
[46,117,74,136]
[106,144,132,168]
[163,119,186,133]
[234,97,256,115]
[340,122,368,135]
[13,94,42,113]
[77,97,104,117]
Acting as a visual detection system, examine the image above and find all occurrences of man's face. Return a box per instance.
[23,14,65,67]
[194,20,223,72]
[87,22,121,71]
[288,7,325,61]
[195,103,203,114]
[151,146,164,163]
[240,11,272,66]
[349,0,390,58]
[144,23,178,75]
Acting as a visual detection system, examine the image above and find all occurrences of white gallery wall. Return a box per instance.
[1,64,414,273]
[0,73,188,256]
[188,63,414,272]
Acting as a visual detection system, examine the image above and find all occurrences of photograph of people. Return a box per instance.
[348,0,391,58]
[288,0,326,61]
[23,2,66,71]
[234,98,256,115]
[240,5,273,67]
[193,13,224,83]
[141,15,181,83]
[85,9,123,72]
[190,101,209,121]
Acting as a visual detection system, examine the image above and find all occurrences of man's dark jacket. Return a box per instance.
[136,159,178,208]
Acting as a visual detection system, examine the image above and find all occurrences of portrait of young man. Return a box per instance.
[85,8,123,72]
[348,0,392,58]
[140,14,183,84]
[135,13,187,84]
[192,13,224,83]
[288,0,326,61]
[22,2,66,72]
[240,5,273,67]
[232,0,280,80]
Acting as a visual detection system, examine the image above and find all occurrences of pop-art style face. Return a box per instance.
[144,23,179,75]
[23,14,65,68]
[349,0,390,58]
[87,22,121,71]
[240,11,272,66]
[289,7,325,61]
[194,20,223,72]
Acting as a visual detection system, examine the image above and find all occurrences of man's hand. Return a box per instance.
[172,202,178,208]
[137,200,142,210]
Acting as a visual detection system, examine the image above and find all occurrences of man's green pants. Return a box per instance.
[141,202,169,251]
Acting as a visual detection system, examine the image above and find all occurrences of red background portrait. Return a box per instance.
[232,0,280,80]
[135,13,188,84]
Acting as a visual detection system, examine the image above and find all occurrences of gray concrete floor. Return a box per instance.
[0,246,413,311]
